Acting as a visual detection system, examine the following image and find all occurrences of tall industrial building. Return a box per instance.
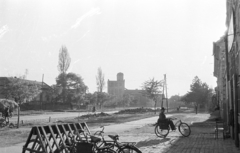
[107,72,125,98]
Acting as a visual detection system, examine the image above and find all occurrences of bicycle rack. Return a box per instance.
[22,122,91,153]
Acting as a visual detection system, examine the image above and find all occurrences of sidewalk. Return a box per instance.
[110,113,240,153]
[164,122,239,153]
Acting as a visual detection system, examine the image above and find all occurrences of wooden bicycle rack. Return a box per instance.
[22,122,91,153]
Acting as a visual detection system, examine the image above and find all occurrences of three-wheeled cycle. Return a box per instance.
[154,118,191,138]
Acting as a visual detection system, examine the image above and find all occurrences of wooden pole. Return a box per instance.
[165,74,168,113]
[17,106,20,128]
[161,81,164,108]
[41,74,44,111]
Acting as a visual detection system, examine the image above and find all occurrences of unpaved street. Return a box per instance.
[97,112,210,152]
[1,112,239,153]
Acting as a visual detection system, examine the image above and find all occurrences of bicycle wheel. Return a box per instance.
[178,123,191,137]
[154,125,169,138]
[118,145,142,153]
[98,148,116,153]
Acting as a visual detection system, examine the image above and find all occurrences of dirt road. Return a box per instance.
[2,112,238,153]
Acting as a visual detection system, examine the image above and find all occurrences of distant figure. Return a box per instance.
[195,105,198,114]
[92,106,96,115]
[214,105,220,111]
[157,107,176,130]
[4,106,10,123]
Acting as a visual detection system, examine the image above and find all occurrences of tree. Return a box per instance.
[121,93,134,107]
[56,72,88,108]
[4,78,41,104]
[181,76,213,114]
[96,67,105,109]
[57,45,71,103]
[142,78,164,114]
[103,95,118,108]
[167,95,185,110]
[2,77,41,128]
[58,45,71,74]
[96,67,105,92]
[94,92,110,109]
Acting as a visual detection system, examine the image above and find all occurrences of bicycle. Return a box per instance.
[25,132,115,153]
[61,128,115,153]
[154,117,191,138]
[0,119,15,128]
[93,126,142,153]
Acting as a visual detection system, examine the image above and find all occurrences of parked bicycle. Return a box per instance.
[154,117,191,138]
[0,119,15,128]
[93,126,142,153]
[26,132,115,153]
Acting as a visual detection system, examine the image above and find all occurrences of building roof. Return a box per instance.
[0,77,52,90]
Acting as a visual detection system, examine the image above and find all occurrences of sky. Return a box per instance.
[0,0,226,97]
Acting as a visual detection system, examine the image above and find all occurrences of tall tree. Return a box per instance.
[57,45,71,103]
[58,45,71,74]
[96,67,105,92]
[142,78,164,114]
[96,67,105,109]
[181,76,213,114]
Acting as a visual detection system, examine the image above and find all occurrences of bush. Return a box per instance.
[115,107,158,114]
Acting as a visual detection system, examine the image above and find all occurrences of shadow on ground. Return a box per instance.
[136,138,171,147]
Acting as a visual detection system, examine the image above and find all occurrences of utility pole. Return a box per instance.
[161,82,164,108]
[41,74,44,111]
[164,74,168,113]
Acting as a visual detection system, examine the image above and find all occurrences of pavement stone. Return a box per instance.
[115,118,240,153]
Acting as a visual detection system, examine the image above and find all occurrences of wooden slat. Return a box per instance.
[36,127,47,153]
[60,124,72,146]
[82,122,91,134]
[73,123,82,141]
[23,128,34,150]
[48,125,60,150]
[55,124,67,149]
[40,126,53,153]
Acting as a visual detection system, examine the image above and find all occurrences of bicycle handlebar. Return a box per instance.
[93,126,105,137]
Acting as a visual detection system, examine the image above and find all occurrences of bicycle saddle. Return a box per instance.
[90,135,101,143]
[108,135,119,141]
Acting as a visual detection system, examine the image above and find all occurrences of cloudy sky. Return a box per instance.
[0,0,226,97]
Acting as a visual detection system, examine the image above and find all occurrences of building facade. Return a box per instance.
[213,37,227,118]
[108,73,164,107]
[107,73,125,98]
[213,0,240,148]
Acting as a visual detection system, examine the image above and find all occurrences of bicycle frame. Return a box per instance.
[174,119,182,127]
[94,126,137,151]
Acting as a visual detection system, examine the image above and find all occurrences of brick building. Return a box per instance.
[213,0,240,148]
[107,72,125,98]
